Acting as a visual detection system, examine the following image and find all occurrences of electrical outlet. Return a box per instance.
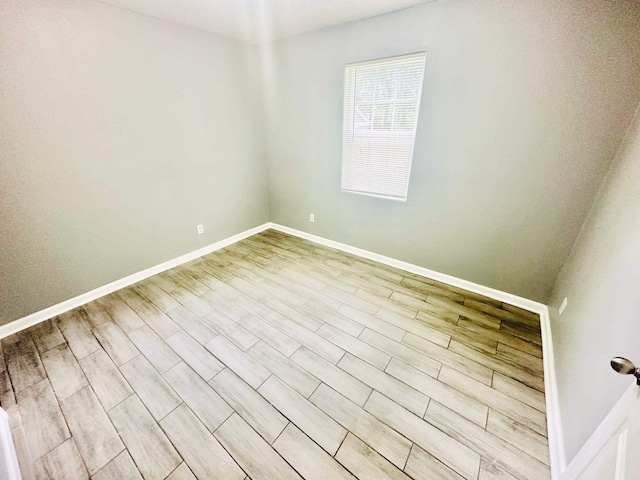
[309,213,315,223]
[559,297,568,315]
[197,224,204,234]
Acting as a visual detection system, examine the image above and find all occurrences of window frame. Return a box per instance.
[341,52,427,202]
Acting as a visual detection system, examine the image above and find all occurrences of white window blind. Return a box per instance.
[341,52,426,201]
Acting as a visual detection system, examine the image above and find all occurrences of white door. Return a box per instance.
[561,382,640,480]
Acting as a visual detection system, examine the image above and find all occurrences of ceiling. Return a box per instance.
[97,0,435,44]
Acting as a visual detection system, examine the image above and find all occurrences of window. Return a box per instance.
[341,52,426,201]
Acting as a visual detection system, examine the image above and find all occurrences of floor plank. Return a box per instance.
[3,334,47,393]
[237,314,300,356]
[478,458,519,480]
[486,409,550,465]
[258,375,347,454]
[359,329,442,379]
[310,384,411,469]
[215,413,302,480]
[458,318,542,358]
[210,368,288,443]
[202,308,257,350]
[165,330,225,381]
[291,346,371,406]
[438,365,547,437]
[338,353,429,417]
[296,301,364,337]
[447,339,544,392]
[164,362,233,432]
[135,281,181,312]
[400,331,492,384]
[78,349,133,411]
[91,450,142,480]
[266,298,323,331]
[161,404,245,480]
[16,378,70,461]
[247,341,321,398]
[128,324,181,373]
[93,322,139,366]
[335,433,411,480]
[30,320,65,355]
[364,391,480,480]
[415,311,497,354]
[56,310,101,360]
[385,358,488,427]
[205,335,271,388]
[495,341,543,368]
[166,306,218,345]
[60,386,123,475]
[34,438,88,480]
[492,371,546,413]
[269,314,345,364]
[120,355,181,421]
[338,304,406,342]
[354,289,417,319]
[317,324,390,370]
[4,230,549,480]
[129,300,181,339]
[11,427,36,480]
[165,463,197,480]
[375,307,451,347]
[426,296,501,329]
[109,395,181,480]
[97,295,145,334]
[40,343,88,402]
[404,444,464,480]
[116,286,151,311]
[273,424,355,480]
[425,401,549,480]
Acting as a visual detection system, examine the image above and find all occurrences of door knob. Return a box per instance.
[610,357,640,385]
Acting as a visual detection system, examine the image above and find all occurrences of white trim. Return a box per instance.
[614,428,628,480]
[268,222,566,479]
[0,223,271,340]
[560,383,637,479]
[540,306,567,479]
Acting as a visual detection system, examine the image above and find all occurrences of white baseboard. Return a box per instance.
[268,222,566,479]
[540,307,567,478]
[0,220,566,478]
[0,223,271,340]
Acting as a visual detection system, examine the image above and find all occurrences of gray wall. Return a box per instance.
[0,0,269,326]
[262,0,640,302]
[549,108,640,462]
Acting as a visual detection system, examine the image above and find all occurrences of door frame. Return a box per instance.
[560,382,637,479]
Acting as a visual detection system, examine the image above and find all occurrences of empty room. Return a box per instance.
[1,0,640,479]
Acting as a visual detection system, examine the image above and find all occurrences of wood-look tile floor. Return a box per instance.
[0,230,550,480]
